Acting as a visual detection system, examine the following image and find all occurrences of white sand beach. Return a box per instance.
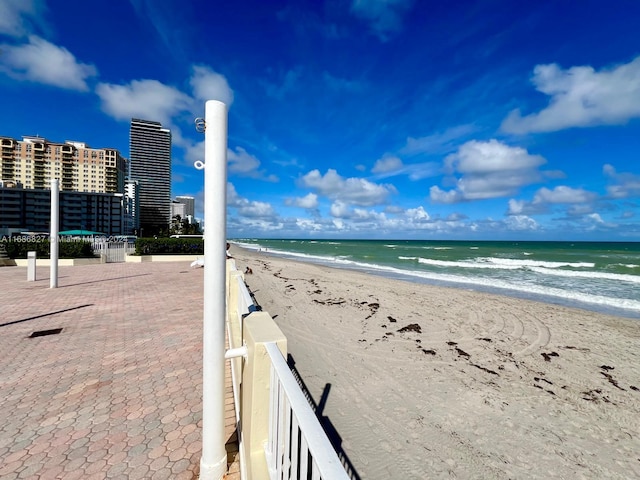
[231,245,640,480]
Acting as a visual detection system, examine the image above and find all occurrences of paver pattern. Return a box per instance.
[0,262,239,479]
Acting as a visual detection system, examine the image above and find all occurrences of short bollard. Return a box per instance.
[27,251,36,281]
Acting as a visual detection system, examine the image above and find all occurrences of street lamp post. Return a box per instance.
[50,179,59,288]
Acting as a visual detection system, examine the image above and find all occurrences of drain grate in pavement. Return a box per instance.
[29,328,63,338]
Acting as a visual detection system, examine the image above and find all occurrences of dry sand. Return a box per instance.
[231,245,640,479]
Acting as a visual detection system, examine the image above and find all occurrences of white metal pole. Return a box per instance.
[200,100,228,480]
[50,179,59,288]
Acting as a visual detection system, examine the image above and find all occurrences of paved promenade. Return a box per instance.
[0,262,239,479]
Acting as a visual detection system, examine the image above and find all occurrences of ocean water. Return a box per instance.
[234,239,640,319]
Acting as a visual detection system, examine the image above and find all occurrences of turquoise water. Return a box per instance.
[234,239,640,319]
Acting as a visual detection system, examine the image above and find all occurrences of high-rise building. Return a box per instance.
[129,119,171,235]
[0,186,124,235]
[124,179,140,235]
[0,136,126,193]
[170,200,187,219]
[175,195,195,218]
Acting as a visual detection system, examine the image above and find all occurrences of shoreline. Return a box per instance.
[231,244,640,480]
[235,243,640,320]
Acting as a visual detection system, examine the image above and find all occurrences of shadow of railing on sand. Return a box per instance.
[288,354,362,480]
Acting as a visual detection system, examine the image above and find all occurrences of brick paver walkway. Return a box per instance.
[0,262,239,479]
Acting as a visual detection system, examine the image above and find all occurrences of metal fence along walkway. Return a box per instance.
[91,241,136,263]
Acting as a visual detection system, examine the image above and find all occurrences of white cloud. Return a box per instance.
[430,185,462,204]
[295,218,324,231]
[507,185,597,217]
[405,206,430,222]
[96,79,192,124]
[501,56,640,134]
[227,183,277,219]
[332,219,346,230]
[603,163,640,198]
[228,147,260,175]
[237,201,276,219]
[0,0,45,37]
[96,65,233,125]
[406,162,440,181]
[372,156,403,173]
[285,193,318,209]
[352,208,387,222]
[227,146,278,182]
[227,183,244,207]
[350,0,415,41]
[507,199,525,215]
[330,200,351,218]
[0,36,97,90]
[299,169,395,206]
[190,65,234,106]
[567,204,594,216]
[532,186,597,204]
[401,124,476,156]
[505,215,539,231]
[444,139,545,174]
[372,155,439,181]
[430,140,546,203]
[184,140,205,165]
[587,213,605,224]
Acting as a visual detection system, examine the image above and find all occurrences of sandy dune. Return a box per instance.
[232,245,640,480]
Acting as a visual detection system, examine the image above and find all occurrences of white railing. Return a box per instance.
[226,260,350,480]
[92,241,136,262]
[264,342,350,480]
[235,271,258,323]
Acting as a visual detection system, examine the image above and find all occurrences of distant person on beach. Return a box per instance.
[245,266,253,274]
[226,242,232,259]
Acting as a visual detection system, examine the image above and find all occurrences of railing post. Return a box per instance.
[27,251,37,281]
[200,100,229,480]
[227,270,245,347]
[242,312,287,479]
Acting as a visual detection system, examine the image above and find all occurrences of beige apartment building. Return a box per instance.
[0,135,126,193]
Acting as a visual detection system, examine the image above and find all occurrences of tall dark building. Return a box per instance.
[129,119,171,235]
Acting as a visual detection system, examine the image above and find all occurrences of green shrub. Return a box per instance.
[134,237,204,255]
[4,240,94,259]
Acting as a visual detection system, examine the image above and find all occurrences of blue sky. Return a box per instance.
[1,0,640,240]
